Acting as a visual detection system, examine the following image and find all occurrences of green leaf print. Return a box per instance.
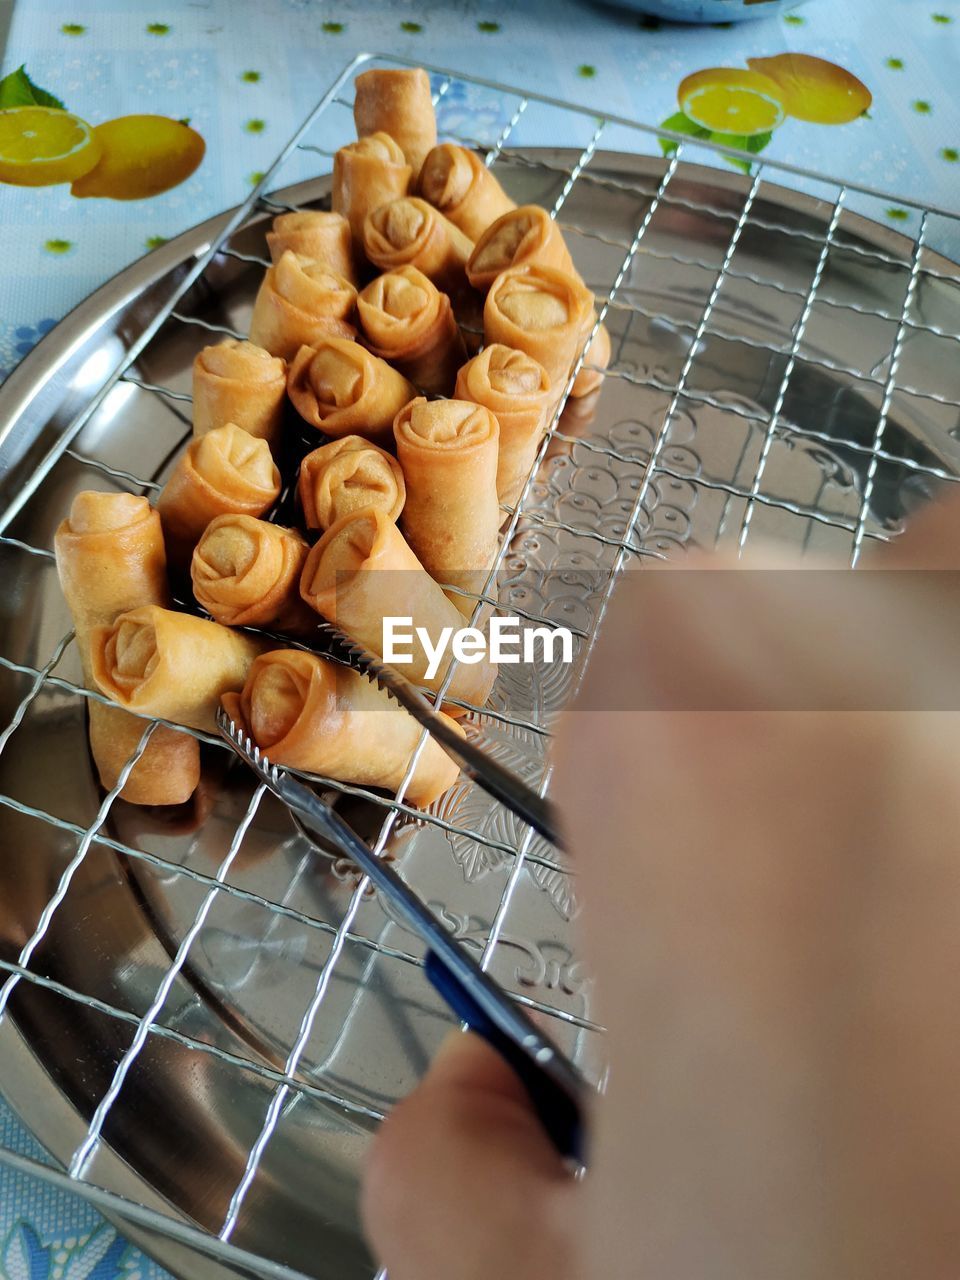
[146,22,171,35]
[932,12,952,22]
[578,65,596,78]
[241,70,262,83]
[145,235,168,249]
[244,118,266,133]
[886,207,910,221]
[711,130,772,172]
[477,20,501,32]
[658,110,711,156]
[885,57,905,70]
[783,13,806,24]
[401,21,423,32]
[321,21,345,32]
[44,239,73,254]
[941,147,959,162]
[0,65,65,109]
[60,23,86,35]
[912,100,933,114]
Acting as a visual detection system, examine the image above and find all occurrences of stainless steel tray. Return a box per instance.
[1,53,960,1280]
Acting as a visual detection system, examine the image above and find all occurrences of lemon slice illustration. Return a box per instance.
[0,106,101,187]
[678,68,786,137]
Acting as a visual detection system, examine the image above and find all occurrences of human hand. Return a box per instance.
[363,496,960,1280]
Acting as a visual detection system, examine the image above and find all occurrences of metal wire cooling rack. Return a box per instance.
[1,50,959,1280]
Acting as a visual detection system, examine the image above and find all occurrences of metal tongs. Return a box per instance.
[311,620,562,849]
[216,706,585,1163]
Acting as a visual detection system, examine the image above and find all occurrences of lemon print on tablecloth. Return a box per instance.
[747,55,871,125]
[679,68,785,137]
[71,115,204,199]
[0,106,101,186]
[661,54,871,174]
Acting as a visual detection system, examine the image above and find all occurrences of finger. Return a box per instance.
[870,489,960,568]
[361,1030,580,1280]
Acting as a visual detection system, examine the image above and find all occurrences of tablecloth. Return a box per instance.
[0,0,957,1276]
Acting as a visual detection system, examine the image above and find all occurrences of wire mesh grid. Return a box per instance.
[0,49,959,1280]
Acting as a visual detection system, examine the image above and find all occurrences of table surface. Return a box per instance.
[0,0,957,1275]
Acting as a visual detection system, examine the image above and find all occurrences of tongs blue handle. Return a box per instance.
[217,707,585,1164]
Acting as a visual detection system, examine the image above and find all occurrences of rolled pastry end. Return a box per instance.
[266,209,355,282]
[466,204,576,290]
[418,143,516,242]
[248,250,358,360]
[298,436,406,532]
[192,338,287,442]
[287,337,416,445]
[299,506,384,619]
[91,604,267,734]
[191,515,314,634]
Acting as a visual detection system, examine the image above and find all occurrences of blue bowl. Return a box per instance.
[596,0,807,21]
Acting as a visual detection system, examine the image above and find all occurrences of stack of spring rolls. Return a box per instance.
[55,66,611,814]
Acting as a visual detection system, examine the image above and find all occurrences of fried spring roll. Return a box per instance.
[332,133,412,249]
[418,144,516,242]
[469,212,609,398]
[393,397,500,612]
[466,205,577,290]
[156,423,281,566]
[222,650,460,807]
[248,250,357,361]
[455,345,552,507]
[363,197,473,297]
[298,436,405,532]
[300,509,496,711]
[353,67,437,177]
[91,605,268,734]
[191,516,315,635]
[266,210,355,282]
[54,492,200,805]
[357,266,466,396]
[286,337,415,446]
[483,263,595,393]
[192,339,286,444]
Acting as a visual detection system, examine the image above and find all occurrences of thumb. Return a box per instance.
[361,1030,581,1280]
